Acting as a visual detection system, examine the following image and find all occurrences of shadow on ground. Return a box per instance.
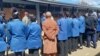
[95,52,100,56]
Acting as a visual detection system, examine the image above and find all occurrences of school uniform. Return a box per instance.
[0,16,7,56]
[78,16,85,46]
[66,17,73,53]
[26,22,42,56]
[72,18,80,51]
[97,18,100,41]
[57,17,68,56]
[7,19,27,56]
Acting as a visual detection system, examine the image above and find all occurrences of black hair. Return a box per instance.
[72,12,77,18]
[65,12,70,17]
[29,14,36,22]
[12,8,19,19]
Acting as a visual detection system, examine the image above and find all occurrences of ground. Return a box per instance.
[69,41,100,56]
[5,41,100,56]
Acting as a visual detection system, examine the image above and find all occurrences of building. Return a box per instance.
[1,0,100,23]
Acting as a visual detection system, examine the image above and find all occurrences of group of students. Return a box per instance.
[0,8,100,56]
[41,11,99,56]
[0,9,42,56]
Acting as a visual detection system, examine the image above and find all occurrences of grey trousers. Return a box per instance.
[15,52,22,56]
[68,37,73,53]
[29,49,39,56]
[72,37,78,51]
[0,51,5,56]
[58,40,68,56]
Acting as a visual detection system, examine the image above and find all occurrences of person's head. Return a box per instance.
[43,13,46,17]
[72,12,78,18]
[45,11,52,19]
[58,12,66,18]
[24,12,29,16]
[29,14,36,22]
[65,12,70,17]
[12,11,19,19]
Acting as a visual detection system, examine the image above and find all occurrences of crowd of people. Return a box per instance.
[0,8,100,56]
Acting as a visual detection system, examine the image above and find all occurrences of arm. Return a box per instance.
[26,25,30,40]
[6,23,11,44]
[53,23,59,37]
[2,26,6,41]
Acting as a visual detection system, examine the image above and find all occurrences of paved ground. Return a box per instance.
[69,41,100,56]
[5,41,100,56]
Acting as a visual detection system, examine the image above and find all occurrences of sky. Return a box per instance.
[55,0,80,4]
[55,0,100,8]
[29,0,100,8]
[57,0,100,8]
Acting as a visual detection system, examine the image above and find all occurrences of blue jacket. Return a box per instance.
[72,18,80,37]
[26,22,42,49]
[0,23,7,52]
[57,17,68,40]
[97,18,100,32]
[78,16,85,33]
[66,18,73,37]
[7,19,26,52]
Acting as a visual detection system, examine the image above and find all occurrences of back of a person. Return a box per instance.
[86,16,96,30]
[43,19,57,30]
[66,17,73,37]
[7,19,26,52]
[86,16,97,35]
[57,17,68,40]
[97,18,100,32]
[10,19,26,38]
[27,22,42,49]
[72,18,80,37]
[79,16,85,33]
[0,23,7,52]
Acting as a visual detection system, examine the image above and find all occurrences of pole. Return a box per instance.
[0,0,3,11]
[36,3,41,25]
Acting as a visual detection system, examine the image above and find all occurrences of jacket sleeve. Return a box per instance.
[85,19,92,29]
[42,24,51,39]
[6,23,12,44]
[26,25,30,40]
[94,19,98,28]
[53,23,59,37]
[2,25,6,41]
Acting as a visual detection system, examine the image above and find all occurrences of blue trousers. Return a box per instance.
[86,33,97,48]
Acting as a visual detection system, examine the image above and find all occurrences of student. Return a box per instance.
[0,12,7,56]
[86,12,97,48]
[42,11,59,56]
[97,13,100,41]
[78,13,85,48]
[72,13,80,51]
[7,11,26,56]
[41,13,46,23]
[65,12,73,54]
[57,12,68,56]
[26,14,42,56]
